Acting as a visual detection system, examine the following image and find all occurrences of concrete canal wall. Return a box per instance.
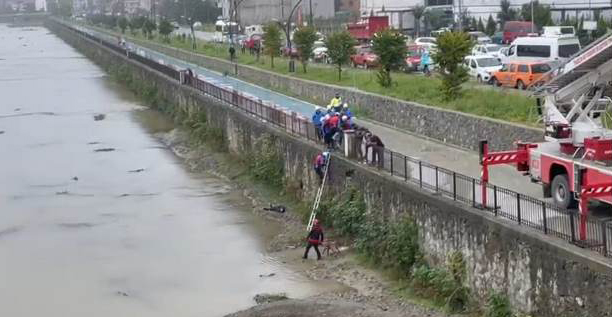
[48,20,612,317]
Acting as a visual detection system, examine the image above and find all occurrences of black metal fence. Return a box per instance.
[59,20,612,259]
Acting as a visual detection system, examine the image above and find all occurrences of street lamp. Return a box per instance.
[285,0,303,72]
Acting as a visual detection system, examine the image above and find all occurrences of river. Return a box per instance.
[0,24,320,317]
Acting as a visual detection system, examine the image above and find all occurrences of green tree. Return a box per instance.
[371,29,407,87]
[293,26,318,73]
[424,9,448,32]
[432,31,474,100]
[413,5,425,37]
[485,14,496,36]
[158,19,174,42]
[325,31,357,81]
[142,18,157,39]
[118,16,129,34]
[477,17,485,32]
[521,1,552,30]
[497,0,518,26]
[262,22,282,68]
[129,16,145,35]
[469,16,477,31]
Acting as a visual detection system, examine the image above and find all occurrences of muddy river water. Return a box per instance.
[0,24,321,317]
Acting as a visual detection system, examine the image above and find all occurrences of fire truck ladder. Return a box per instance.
[306,155,331,231]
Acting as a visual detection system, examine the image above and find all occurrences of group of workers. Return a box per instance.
[311,93,355,150]
[311,93,385,168]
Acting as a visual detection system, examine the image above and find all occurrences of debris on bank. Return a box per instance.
[93,114,106,121]
[253,293,289,305]
[94,148,115,152]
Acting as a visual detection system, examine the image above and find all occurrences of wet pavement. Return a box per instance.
[0,24,325,317]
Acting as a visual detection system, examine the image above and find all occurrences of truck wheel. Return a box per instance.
[517,80,526,90]
[492,77,500,87]
[551,174,577,209]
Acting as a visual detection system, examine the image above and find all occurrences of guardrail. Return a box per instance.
[56,19,612,259]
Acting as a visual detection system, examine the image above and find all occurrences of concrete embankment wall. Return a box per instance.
[120,34,542,152]
[48,20,612,317]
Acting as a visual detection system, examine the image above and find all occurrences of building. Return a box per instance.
[336,0,360,15]
[231,0,334,26]
[361,0,612,35]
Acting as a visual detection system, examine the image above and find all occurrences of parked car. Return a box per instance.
[468,31,492,44]
[463,55,503,83]
[351,46,379,68]
[282,46,299,58]
[472,44,506,59]
[490,60,552,89]
[402,44,425,72]
[491,31,504,44]
[313,43,329,63]
[414,37,437,49]
[245,34,262,49]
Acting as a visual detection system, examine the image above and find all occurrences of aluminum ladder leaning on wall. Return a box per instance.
[306,155,331,231]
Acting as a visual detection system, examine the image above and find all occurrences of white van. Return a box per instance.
[503,32,580,62]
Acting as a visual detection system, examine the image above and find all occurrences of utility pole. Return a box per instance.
[531,0,534,33]
[309,0,312,26]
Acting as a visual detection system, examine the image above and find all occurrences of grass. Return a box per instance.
[95,23,538,125]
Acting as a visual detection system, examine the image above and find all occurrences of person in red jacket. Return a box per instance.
[303,219,324,260]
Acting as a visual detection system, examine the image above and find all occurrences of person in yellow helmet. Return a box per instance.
[328,93,342,111]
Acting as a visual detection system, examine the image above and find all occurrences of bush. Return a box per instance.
[249,136,284,188]
[411,264,469,312]
[486,292,513,317]
[432,31,474,100]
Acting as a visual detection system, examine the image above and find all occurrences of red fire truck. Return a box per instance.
[480,33,612,241]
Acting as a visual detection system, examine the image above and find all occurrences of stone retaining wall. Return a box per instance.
[49,20,612,317]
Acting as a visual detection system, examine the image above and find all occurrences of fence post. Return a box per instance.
[569,211,576,242]
[601,222,608,257]
[542,201,548,234]
[517,193,522,225]
[472,178,477,207]
[404,156,408,182]
[453,172,457,201]
[390,153,394,176]
[419,161,423,188]
[435,166,439,192]
[493,185,498,216]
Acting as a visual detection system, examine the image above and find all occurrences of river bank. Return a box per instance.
[154,123,459,317]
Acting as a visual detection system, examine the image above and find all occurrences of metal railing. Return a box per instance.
[57,20,612,259]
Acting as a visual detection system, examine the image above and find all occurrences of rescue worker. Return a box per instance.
[324,113,340,149]
[229,46,236,61]
[341,103,353,118]
[311,107,324,141]
[313,152,328,182]
[365,132,385,168]
[303,219,324,260]
[328,93,342,112]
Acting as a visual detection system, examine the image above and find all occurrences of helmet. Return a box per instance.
[324,114,330,120]
[335,93,340,98]
[313,219,319,225]
[342,115,348,121]
[343,103,349,108]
